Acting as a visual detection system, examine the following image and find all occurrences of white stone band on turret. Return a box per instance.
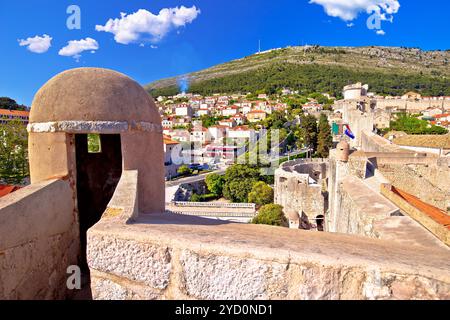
[27,121,163,134]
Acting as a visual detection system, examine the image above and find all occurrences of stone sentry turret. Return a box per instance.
[335,140,350,162]
[28,67,165,272]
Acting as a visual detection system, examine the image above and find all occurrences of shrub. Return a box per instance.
[205,173,225,197]
[248,182,274,206]
[177,165,192,176]
[252,204,288,227]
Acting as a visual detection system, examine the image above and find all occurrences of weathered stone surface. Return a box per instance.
[0,230,78,300]
[92,277,130,300]
[91,272,163,300]
[87,235,172,290]
[180,250,288,300]
[85,214,450,300]
[363,271,450,300]
[0,179,78,300]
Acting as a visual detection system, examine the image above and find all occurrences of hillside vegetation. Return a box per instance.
[146,46,450,98]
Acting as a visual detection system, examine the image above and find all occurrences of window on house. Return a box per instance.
[87,134,102,153]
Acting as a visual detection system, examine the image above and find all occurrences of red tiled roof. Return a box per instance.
[392,186,450,230]
[231,125,250,131]
[163,135,179,145]
[0,109,30,117]
[0,185,22,198]
[248,110,266,114]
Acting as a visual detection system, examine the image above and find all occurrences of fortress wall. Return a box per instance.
[274,170,325,221]
[377,162,450,211]
[372,99,450,112]
[0,179,79,300]
[361,130,407,153]
[291,161,328,180]
[275,160,329,222]
[345,111,374,148]
[87,214,450,300]
[332,176,398,238]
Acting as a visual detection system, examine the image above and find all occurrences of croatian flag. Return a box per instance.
[344,125,355,140]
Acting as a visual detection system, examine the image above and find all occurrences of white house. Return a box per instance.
[190,127,211,145]
[227,126,256,140]
[232,113,246,126]
[422,108,444,118]
[175,104,193,118]
[196,108,210,117]
[221,106,239,117]
[208,125,228,143]
[218,119,236,128]
[164,135,182,178]
[169,129,191,143]
[161,117,173,129]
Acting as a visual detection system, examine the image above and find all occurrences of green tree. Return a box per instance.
[296,114,318,151]
[205,173,225,197]
[0,97,28,111]
[177,165,192,176]
[390,114,448,135]
[317,113,333,158]
[200,115,223,128]
[223,165,261,203]
[87,134,101,153]
[252,204,288,227]
[248,181,274,206]
[0,118,29,184]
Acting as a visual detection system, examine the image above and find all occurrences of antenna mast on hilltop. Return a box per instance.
[258,40,261,54]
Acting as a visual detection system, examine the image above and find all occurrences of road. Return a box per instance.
[165,169,226,202]
[165,169,226,188]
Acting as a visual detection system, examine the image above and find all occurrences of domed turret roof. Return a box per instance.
[30,68,160,124]
[337,140,350,149]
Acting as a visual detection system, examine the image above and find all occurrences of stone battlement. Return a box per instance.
[87,212,450,300]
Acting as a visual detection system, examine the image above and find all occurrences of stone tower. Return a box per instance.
[335,140,350,162]
[28,67,165,269]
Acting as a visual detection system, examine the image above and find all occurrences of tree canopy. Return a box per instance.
[317,113,333,158]
[248,181,274,206]
[0,118,29,184]
[150,63,450,99]
[0,97,28,111]
[390,114,448,135]
[252,204,288,227]
[205,173,225,197]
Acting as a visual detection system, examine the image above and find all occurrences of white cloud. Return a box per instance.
[18,34,52,53]
[95,6,201,45]
[309,0,400,21]
[58,38,99,61]
[376,30,386,35]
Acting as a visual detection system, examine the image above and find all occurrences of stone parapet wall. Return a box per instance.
[87,214,450,300]
[332,176,399,237]
[376,98,450,112]
[361,130,406,153]
[0,179,79,299]
[381,184,450,246]
[378,162,450,211]
[275,159,329,222]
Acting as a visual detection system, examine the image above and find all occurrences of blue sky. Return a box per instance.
[1,0,449,106]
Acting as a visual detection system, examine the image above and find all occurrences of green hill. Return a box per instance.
[146,46,450,98]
